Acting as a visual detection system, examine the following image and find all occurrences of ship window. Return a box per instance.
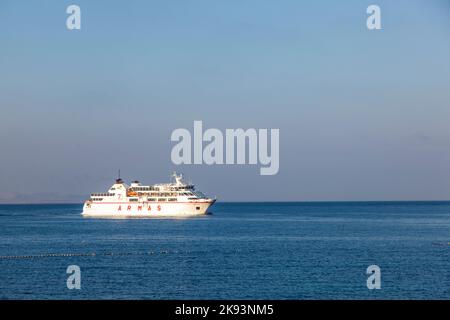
[129,198,138,202]
[158,198,167,202]
[147,198,156,202]
[168,198,177,202]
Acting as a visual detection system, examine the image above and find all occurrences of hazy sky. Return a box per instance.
[1,0,450,202]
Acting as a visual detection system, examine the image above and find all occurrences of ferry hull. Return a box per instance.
[81,200,215,218]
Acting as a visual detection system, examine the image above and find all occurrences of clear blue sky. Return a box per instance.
[1,0,450,202]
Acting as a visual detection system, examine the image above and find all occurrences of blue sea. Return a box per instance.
[0,202,448,299]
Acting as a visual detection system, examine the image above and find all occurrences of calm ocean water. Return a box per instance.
[0,202,448,299]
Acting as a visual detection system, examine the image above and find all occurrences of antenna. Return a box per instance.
[118,169,121,179]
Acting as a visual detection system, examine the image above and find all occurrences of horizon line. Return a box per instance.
[0,200,450,205]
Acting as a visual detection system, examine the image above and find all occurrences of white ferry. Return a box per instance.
[82,173,216,217]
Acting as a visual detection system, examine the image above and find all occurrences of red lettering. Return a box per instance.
[138,206,142,211]
[118,205,121,211]
[127,205,131,211]
[157,205,161,211]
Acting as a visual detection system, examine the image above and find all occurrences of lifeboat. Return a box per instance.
[126,190,138,197]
